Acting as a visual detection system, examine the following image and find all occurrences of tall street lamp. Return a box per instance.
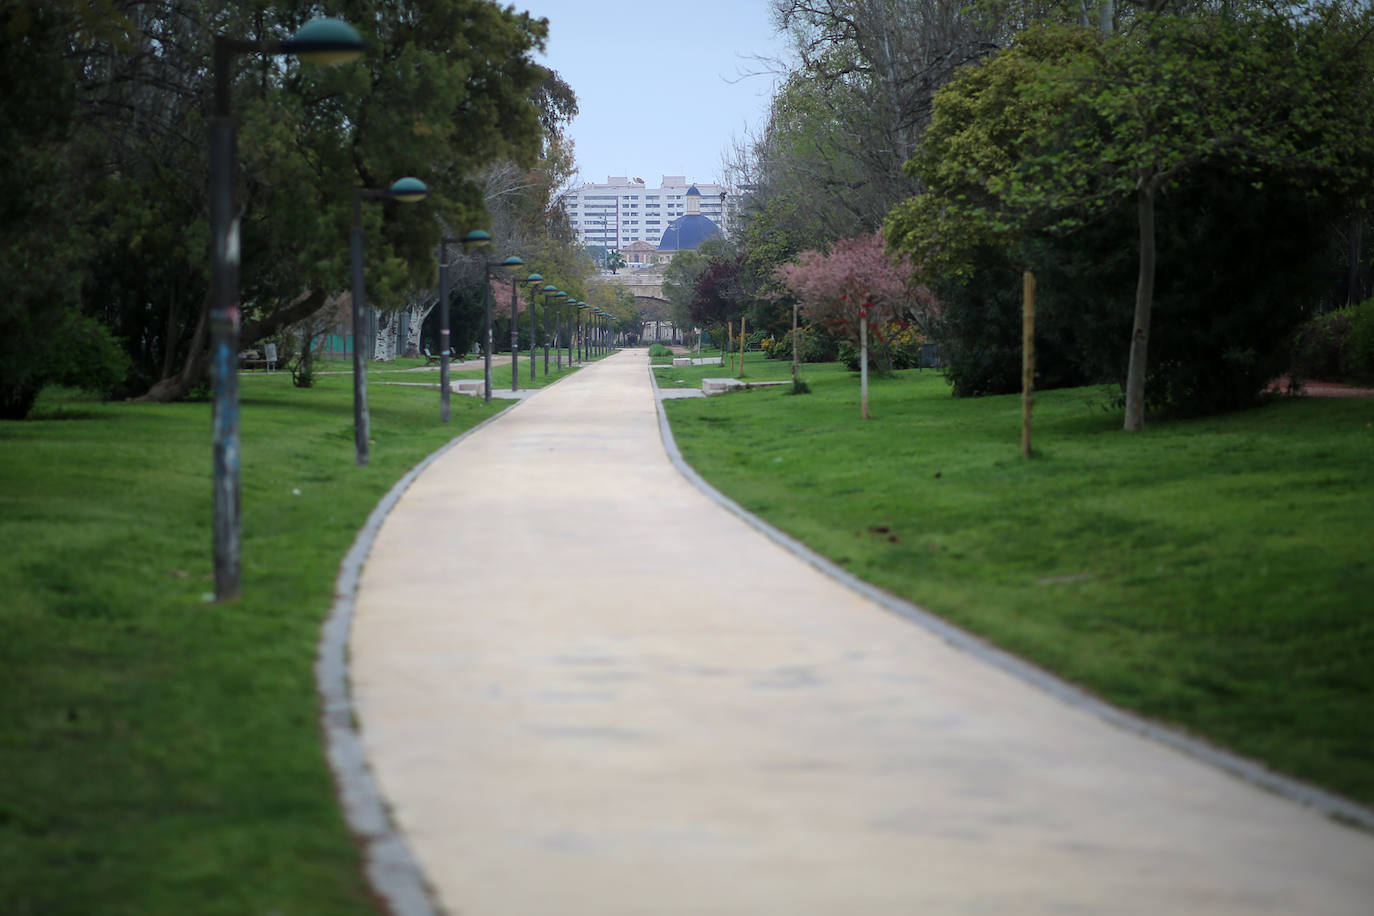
[455,230,493,400]
[576,302,589,363]
[523,273,544,383]
[503,256,526,391]
[552,291,569,369]
[351,176,429,467]
[209,17,364,601]
[435,234,460,423]
[436,230,488,421]
[541,284,558,373]
[571,301,581,363]
[557,293,572,370]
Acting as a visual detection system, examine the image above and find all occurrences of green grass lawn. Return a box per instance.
[664,360,1374,807]
[0,373,504,915]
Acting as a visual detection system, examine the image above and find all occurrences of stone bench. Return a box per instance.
[453,379,486,397]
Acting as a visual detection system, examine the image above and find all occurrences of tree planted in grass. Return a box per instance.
[775,232,933,418]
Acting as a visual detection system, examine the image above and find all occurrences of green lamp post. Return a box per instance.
[576,302,589,363]
[523,273,544,383]
[552,292,570,369]
[450,230,489,398]
[541,285,558,373]
[351,177,429,467]
[208,17,364,601]
[500,256,526,392]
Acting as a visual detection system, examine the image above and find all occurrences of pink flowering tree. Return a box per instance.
[775,232,934,418]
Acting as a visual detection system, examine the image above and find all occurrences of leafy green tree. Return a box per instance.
[889,10,1374,424]
[663,249,709,336]
[1010,12,1373,427]
[689,255,749,347]
[0,0,131,417]
[43,1,551,401]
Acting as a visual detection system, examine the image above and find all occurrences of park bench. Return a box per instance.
[239,347,277,371]
[424,347,465,366]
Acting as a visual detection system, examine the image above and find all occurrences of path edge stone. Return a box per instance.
[648,362,1374,835]
[315,402,521,916]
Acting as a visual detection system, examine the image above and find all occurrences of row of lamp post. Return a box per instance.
[208,15,620,599]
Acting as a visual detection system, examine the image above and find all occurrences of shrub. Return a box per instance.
[1346,298,1374,383]
[1289,309,1352,383]
[1,311,130,419]
[935,169,1341,413]
[774,326,840,364]
[933,244,1094,397]
[647,342,674,357]
[1292,298,1374,385]
[837,325,925,374]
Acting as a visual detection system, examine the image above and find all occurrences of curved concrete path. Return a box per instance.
[349,350,1374,915]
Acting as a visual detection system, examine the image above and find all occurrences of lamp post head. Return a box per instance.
[524,272,544,285]
[499,256,525,269]
[461,229,491,248]
[284,18,366,66]
[543,284,558,294]
[387,177,428,202]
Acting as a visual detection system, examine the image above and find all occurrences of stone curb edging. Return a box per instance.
[315,394,536,916]
[647,361,1374,836]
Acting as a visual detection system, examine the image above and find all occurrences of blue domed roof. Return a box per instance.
[686,184,702,196]
[657,213,721,251]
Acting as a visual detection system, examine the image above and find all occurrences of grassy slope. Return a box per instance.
[0,372,502,915]
[665,358,1374,806]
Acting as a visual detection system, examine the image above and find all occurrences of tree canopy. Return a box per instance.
[885,3,1374,425]
[1,0,570,412]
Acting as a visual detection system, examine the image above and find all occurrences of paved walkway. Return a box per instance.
[348,350,1374,915]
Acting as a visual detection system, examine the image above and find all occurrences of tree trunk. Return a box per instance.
[405,293,436,356]
[1348,209,1364,306]
[791,302,800,386]
[139,291,211,402]
[1123,179,1157,431]
[374,309,398,361]
[160,280,183,381]
[860,310,870,420]
[139,288,328,402]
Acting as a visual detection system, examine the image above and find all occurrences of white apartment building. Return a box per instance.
[563,175,729,250]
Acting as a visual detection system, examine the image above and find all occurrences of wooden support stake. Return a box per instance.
[739,316,747,378]
[1022,270,1036,459]
[791,302,800,386]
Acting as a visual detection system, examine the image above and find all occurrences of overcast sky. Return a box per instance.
[518,0,790,188]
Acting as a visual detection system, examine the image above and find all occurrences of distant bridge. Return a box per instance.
[602,269,665,303]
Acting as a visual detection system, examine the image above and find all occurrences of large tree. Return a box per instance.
[0,0,132,417]
[34,0,553,402]
[888,8,1374,426]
